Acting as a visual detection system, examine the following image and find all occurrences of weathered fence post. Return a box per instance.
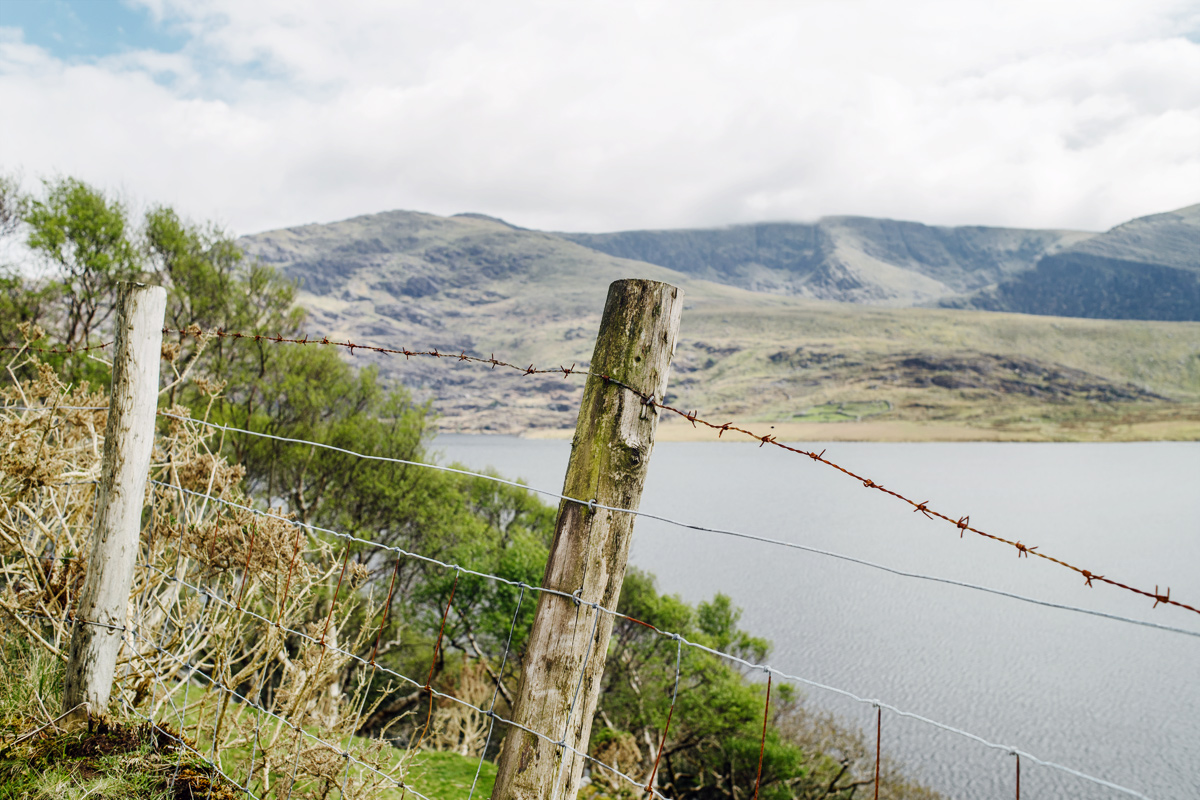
[491,279,683,800]
[63,282,166,723]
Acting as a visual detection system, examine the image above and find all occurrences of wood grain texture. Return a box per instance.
[491,279,683,800]
[62,282,166,721]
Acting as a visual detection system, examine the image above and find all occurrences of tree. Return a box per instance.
[0,174,56,352]
[24,178,140,351]
[3,173,942,798]
[0,173,25,242]
[597,570,898,800]
[147,206,305,404]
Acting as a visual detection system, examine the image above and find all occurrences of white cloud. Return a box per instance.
[1,1,1197,236]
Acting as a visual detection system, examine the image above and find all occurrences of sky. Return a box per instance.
[1,0,1198,237]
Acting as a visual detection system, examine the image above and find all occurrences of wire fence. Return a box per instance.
[5,471,1163,800]
[2,324,1195,800]
[160,326,1197,618]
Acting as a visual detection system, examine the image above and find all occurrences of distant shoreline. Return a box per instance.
[522,417,1200,442]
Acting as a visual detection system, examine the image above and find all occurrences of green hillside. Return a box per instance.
[239,210,1200,440]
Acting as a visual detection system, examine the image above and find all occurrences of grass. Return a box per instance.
[170,685,497,800]
[271,210,1200,440]
[0,641,234,800]
[132,681,499,800]
[0,639,496,800]
[402,750,497,799]
[789,401,892,422]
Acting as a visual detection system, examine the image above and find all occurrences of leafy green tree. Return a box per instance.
[355,471,557,734]
[598,570,881,800]
[415,473,556,679]
[3,173,938,798]
[0,173,24,240]
[147,205,304,405]
[24,177,140,352]
[0,175,56,353]
[0,274,58,353]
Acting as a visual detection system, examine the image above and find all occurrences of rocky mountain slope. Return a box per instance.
[941,204,1200,320]
[239,209,1200,438]
[559,218,1093,307]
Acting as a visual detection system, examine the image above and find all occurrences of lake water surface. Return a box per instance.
[433,436,1200,800]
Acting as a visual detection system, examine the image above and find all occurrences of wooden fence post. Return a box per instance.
[63,282,166,722]
[490,279,683,800]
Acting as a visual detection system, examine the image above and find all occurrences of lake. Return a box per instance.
[433,435,1200,800]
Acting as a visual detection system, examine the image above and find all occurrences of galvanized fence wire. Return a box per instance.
[137,479,671,799]
[152,478,1159,800]
[161,327,1197,618]
[16,477,669,800]
[4,341,1192,799]
[0,404,1188,797]
[0,341,114,355]
[9,609,261,798]
[156,411,1200,641]
[7,609,422,800]
[10,402,1191,795]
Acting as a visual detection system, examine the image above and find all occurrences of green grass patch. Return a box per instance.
[790,401,891,422]
[403,750,497,800]
[0,641,497,800]
[0,640,235,799]
[0,718,235,800]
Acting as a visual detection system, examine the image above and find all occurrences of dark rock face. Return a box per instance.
[945,204,1200,321]
[560,223,825,282]
[769,348,862,369]
[401,275,440,298]
[764,347,1166,404]
[964,254,1200,321]
[884,353,1164,402]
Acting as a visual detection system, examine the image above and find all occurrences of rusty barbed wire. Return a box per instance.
[162,326,581,377]
[8,340,1175,800]
[161,325,1198,618]
[642,395,1198,617]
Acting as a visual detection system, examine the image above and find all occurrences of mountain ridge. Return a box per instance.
[558,217,1096,308]
[238,205,1200,438]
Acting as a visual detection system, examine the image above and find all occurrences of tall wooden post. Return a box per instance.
[63,282,166,722]
[491,279,683,800]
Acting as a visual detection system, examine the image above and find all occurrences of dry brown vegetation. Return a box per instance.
[1,336,407,799]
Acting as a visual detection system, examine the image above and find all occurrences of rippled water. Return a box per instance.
[433,436,1200,800]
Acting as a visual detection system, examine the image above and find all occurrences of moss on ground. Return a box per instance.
[0,714,238,800]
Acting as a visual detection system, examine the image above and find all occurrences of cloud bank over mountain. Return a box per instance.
[1,0,1198,237]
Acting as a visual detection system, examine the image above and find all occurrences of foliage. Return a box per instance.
[147,204,306,409]
[0,172,943,800]
[0,173,26,241]
[0,353,410,798]
[23,178,140,360]
[593,569,939,800]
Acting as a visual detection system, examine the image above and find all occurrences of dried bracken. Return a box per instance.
[1,347,408,798]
